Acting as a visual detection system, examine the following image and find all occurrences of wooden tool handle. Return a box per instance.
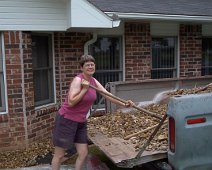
[124,120,168,140]
[131,105,162,120]
[89,84,127,104]
[89,84,162,120]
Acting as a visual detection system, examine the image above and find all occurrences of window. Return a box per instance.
[89,36,123,108]
[0,33,6,112]
[202,38,212,75]
[32,34,54,107]
[151,37,177,79]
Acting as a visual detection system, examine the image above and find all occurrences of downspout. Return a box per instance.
[84,33,97,54]
[84,33,97,117]
[19,31,28,148]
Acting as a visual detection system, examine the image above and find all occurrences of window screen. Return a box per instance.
[32,34,54,107]
[202,38,212,75]
[89,36,123,108]
[151,37,177,79]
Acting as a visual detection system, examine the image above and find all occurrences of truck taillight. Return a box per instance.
[187,117,206,125]
[169,117,175,153]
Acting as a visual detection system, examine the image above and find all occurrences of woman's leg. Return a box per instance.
[75,143,88,170]
[51,146,66,170]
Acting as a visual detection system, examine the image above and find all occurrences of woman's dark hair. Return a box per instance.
[79,54,95,67]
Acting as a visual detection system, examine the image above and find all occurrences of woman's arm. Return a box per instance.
[68,77,88,107]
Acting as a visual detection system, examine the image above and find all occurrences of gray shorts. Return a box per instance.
[52,113,87,149]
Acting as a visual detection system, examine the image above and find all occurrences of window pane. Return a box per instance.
[32,36,49,68]
[0,56,3,71]
[151,37,177,79]
[34,70,49,102]
[0,33,6,112]
[0,42,2,108]
[202,38,212,76]
[0,49,2,72]
[91,37,122,71]
[151,69,175,79]
[0,69,6,111]
[32,34,54,107]
[0,77,5,112]
[0,78,3,107]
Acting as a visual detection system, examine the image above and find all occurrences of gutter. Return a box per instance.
[106,12,212,22]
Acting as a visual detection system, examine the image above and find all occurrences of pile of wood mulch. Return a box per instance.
[88,83,212,152]
[1,83,212,169]
[0,138,54,169]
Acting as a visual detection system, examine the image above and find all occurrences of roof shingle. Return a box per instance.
[88,0,212,17]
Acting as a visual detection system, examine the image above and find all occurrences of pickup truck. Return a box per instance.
[87,77,212,170]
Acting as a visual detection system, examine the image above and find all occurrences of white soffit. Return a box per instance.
[69,0,120,28]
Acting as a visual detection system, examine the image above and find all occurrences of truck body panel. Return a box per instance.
[167,93,212,170]
[106,77,212,112]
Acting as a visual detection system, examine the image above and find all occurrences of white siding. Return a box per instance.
[0,0,68,31]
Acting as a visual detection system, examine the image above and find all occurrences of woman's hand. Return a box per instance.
[124,100,134,108]
[81,79,90,90]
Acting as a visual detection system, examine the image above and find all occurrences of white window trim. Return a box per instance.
[151,36,178,79]
[150,22,180,79]
[33,32,56,109]
[0,33,8,114]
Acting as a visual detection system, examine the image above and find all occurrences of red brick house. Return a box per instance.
[0,0,212,151]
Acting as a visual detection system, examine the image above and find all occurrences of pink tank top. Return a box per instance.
[59,74,97,122]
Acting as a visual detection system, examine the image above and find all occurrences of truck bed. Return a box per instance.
[88,77,212,168]
[88,127,167,168]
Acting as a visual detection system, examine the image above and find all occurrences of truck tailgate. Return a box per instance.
[88,127,167,168]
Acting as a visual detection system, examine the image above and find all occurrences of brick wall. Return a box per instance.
[125,22,151,81]
[0,31,26,150]
[125,23,203,80]
[54,32,92,104]
[21,32,58,144]
[0,24,206,151]
[0,31,92,151]
[180,24,202,77]
[0,31,57,151]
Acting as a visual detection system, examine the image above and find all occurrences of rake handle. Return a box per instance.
[124,120,168,140]
[89,84,162,120]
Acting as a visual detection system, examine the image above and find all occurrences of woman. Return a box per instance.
[52,54,134,170]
